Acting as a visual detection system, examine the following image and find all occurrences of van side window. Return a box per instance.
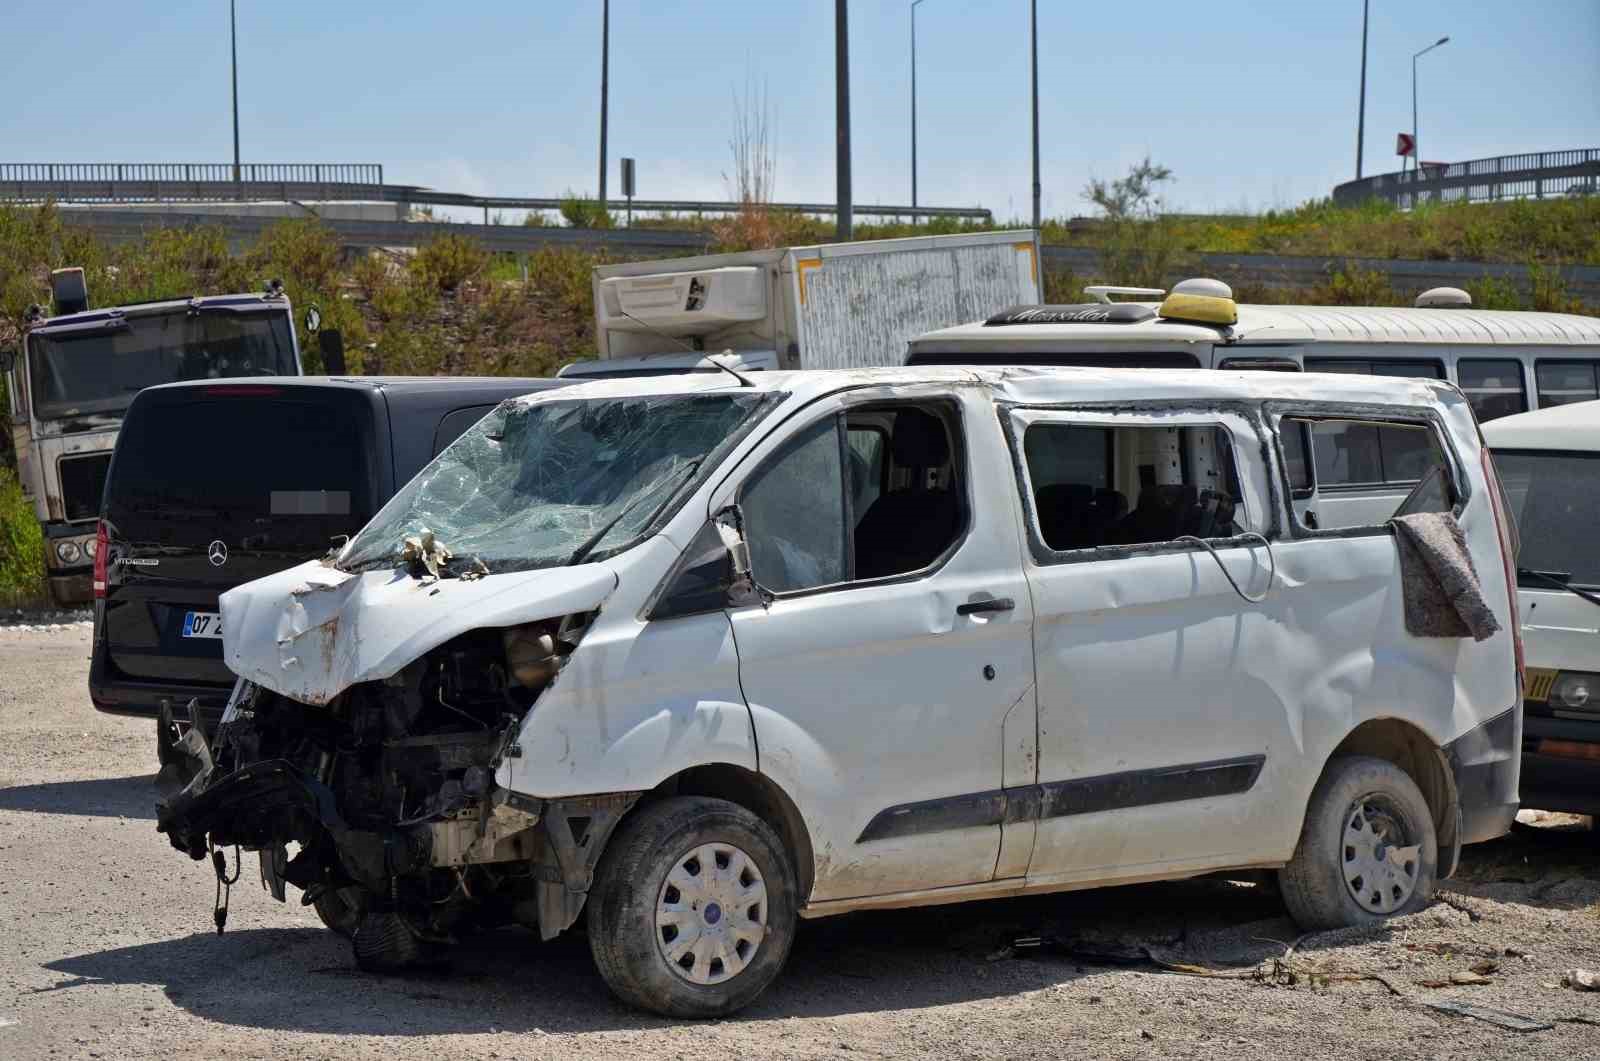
[741,418,849,594]
[1306,358,1445,380]
[1535,361,1600,408]
[847,427,888,515]
[1280,422,1314,495]
[740,404,966,594]
[1456,360,1527,422]
[1023,423,1244,552]
[1282,416,1453,531]
[1295,419,1445,489]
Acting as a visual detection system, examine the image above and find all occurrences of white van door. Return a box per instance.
[722,389,1037,902]
[1008,407,1293,886]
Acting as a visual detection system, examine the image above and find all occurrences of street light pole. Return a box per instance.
[1355,0,1368,179]
[230,0,240,188]
[836,0,852,240]
[1411,35,1449,194]
[598,0,610,210]
[911,0,925,215]
[1030,0,1040,234]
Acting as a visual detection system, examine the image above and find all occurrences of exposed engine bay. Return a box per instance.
[156,611,638,967]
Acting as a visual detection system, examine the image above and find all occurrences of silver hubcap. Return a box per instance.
[1342,795,1421,914]
[655,841,768,985]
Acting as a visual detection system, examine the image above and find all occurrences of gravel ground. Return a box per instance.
[2,624,1597,1060]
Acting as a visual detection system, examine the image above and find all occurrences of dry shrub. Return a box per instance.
[412,234,489,294]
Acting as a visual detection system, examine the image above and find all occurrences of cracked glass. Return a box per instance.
[339,392,770,575]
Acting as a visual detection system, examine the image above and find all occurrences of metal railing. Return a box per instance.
[1333,148,1600,208]
[0,161,992,221]
[0,161,384,190]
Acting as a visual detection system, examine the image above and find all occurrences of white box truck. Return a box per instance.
[559,230,1041,379]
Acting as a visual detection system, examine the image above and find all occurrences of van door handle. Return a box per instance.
[957,597,1015,616]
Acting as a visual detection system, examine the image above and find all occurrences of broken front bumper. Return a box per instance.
[156,759,432,892]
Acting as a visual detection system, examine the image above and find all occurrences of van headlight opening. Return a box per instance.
[1550,672,1595,711]
[55,540,81,564]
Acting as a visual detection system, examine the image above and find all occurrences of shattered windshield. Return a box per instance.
[27,309,297,420]
[339,391,774,575]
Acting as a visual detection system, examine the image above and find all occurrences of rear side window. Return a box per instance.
[1280,415,1454,532]
[1457,360,1528,422]
[1295,419,1444,488]
[1535,361,1600,408]
[108,397,374,550]
[1306,358,1445,380]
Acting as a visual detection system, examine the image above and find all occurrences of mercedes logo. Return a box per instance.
[208,540,229,567]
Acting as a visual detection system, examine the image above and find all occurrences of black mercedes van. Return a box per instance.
[89,376,569,761]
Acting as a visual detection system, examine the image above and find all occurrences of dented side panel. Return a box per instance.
[497,537,760,797]
[723,387,1037,903]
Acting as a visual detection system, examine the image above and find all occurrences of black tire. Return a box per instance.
[312,886,368,938]
[1280,755,1438,931]
[587,796,798,1018]
[352,911,422,971]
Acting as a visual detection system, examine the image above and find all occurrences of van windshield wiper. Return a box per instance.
[1518,568,1600,609]
[566,459,702,568]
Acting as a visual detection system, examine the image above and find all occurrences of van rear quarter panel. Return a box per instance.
[1263,390,1518,856]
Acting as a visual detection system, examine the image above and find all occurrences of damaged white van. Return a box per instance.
[157,366,1523,1018]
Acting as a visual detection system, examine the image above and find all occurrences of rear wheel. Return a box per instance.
[1280,755,1438,930]
[587,796,797,1018]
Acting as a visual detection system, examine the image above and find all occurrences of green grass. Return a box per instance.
[0,466,45,607]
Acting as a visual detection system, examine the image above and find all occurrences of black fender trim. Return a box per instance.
[1444,704,1522,846]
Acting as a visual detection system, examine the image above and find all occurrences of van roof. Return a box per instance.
[1481,399,1600,452]
[522,363,1461,413]
[143,375,565,400]
[910,303,1600,351]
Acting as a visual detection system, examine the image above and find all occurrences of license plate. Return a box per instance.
[182,611,224,639]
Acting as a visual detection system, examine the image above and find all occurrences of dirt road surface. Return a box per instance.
[3,624,1597,1060]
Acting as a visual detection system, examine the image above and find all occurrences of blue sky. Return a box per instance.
[3,1,1596,218]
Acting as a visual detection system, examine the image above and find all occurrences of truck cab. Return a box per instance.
[2,271,303,605]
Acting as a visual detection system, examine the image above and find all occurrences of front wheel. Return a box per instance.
[587,796,798,1018]
[311,886,369,938]
[1280,755,1438,930]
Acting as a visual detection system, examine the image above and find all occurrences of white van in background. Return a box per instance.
[1483,401,1600,818]
[908,280,1600,532]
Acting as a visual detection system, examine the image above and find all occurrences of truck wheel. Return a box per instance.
[587,796,797,1018]
[312,886,368,938]
[1280,755,1438,931]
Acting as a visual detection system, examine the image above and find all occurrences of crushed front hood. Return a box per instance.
[220,560,619,705]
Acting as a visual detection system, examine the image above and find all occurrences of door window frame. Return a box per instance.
[1263,399,1468,541]
[1000,400,1278,567]
[732,396,973,600]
